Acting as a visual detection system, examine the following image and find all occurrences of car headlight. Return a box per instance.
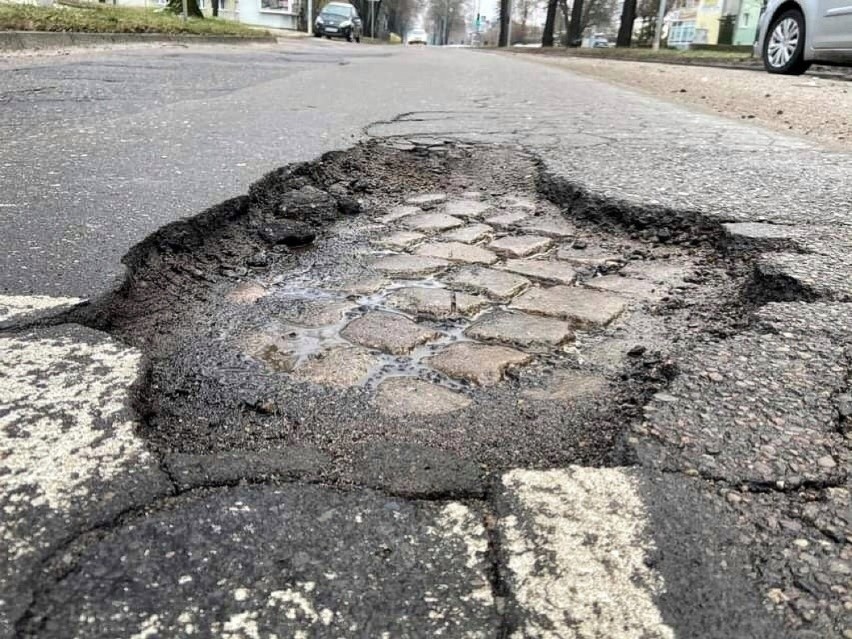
[339,20,351,27]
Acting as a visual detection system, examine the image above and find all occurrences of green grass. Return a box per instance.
[520,45,754,63]
[0,2,266,35]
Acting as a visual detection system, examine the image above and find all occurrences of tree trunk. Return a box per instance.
[541,0,557,47]
[167,0,204,18]
[498,0,509,46]
[616,0,636,46]
[211,0,218,17]
[559,0,570,45]
[567,0,583,46]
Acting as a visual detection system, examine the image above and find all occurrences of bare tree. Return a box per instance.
[616,0,637,45]
[541,0,557,46]
[499,0,510,46]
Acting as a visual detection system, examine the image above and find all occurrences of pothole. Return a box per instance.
[92,141,744,496]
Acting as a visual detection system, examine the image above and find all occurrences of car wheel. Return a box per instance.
[346,29,353,42]
[355,32,360,43]
[763,9,810,75]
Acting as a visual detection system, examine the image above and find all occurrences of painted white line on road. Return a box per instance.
[0,294,85,322]
[501,467,675,639]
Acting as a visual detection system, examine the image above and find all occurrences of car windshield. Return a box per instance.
[321,4,350,16]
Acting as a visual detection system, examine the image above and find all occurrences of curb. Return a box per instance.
[0,30,277,51]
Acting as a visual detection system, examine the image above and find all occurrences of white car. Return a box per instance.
[407,28,428,45]
[756,0,852,74]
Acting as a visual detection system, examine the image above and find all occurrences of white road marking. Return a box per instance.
[501,467,675,639]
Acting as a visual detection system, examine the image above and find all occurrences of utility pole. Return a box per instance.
[306,0,312,35]
[181,0,187,21]
[652,0,666,50]
[506,0,512,45]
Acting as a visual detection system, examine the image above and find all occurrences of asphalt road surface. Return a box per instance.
[1,39,851,639]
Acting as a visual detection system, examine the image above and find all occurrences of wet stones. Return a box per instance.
[404,193,447,208]
[557,246,623,268]
[225,281,268,305]
[259,220,316,247]
[500,259,577,285]
[489,235,553,258]
[276,185,338,221]
[521,217,577,238]
[278,299,354,327]
[486,211,529,228]
[386,287,488,320]
[443,223,493,244]
[371,255,450,277]
[443,266,530,301]
[443,200,494,219]
[585,275,664,301]
[426,343,532,386]
[376,378,472,416]
[510,286,626,328]
[465,311,574,351]
[341,311,439,355]
[291,345,379,387]
[415,241,497,265]
[379,205,421,224]
[378,231,425,249]
[402,213,465,233]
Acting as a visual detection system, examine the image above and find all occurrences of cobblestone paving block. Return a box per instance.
[341,311,440,355]
[20,485,498,638]
[443,199,494,219]
[414,241,497,265]
[224,281,268,305]
[485,211,529,228]
[585,274,665,300]
[756,252,852,301]
[402,213,465,233]
[375,377,473,416]
[500,194,537,211]
[465,311,574,351]
[291,345,380,387]
[500,259,577,285]
[633,331,848,488]
[520,217,578,238]
[404,192,448,208]
[498,468,676,639]
[386,287,489,320]
[722,222,798,251]
[371,254,450,277]
[522,369,609,402]
[378,205,421,224]
[442,223,494,244]
[335,275,390,296]
[489,235,554,258]
[425,342,532,385]
[243,331,299,372]
[621,261,691,284]
[277,299,355,327]
[443,266,530,301]
[510,286,627,328]
[557,245,625,268]
[461,191,484,200]
[376,230,425,249]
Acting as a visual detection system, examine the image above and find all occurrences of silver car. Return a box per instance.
[755,0,852,73]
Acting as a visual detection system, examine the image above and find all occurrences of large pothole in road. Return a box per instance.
[97,141,741,497]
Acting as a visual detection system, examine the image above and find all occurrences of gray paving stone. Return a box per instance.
[277,299,355,327]
[291,345,380,387]
[489,235,553,258]
[336,275,390,296]
[402,213,465,233]
[379,205,421,223]
[585,275,665,300]
[21,484,498,638]
[443,266,530,301]
[376,230,425,249]
[557,245,624,268]
[521,217,578,238]
[442,223,494,244]
[443,199,494,218]
[461,191,484,200]
[485,211,529,228]
[510,286,627,328]
[415,241,497,265]
[375,377,472,416]
[501,259,577,285]
[386,287,489,320]
[405,192,447,208]
[341,311,439,355]
[244,331,299,372]
[522,370,609,402]
[621,261,691,284]
[500,194,537,211]
[371,254,450,277]
[465,311,574,351]
[426,342,532,385]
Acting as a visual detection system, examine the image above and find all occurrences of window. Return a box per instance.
[668,20,696,45]
[261,0,289,10]
[742,12,749,26]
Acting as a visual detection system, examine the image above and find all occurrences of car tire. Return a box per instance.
[355,33,360,43]
[763,8,811,75]
[346,29,353,42]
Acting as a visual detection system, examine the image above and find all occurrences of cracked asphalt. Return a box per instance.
[1,38,851,639]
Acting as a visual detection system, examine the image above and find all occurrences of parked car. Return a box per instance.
[591,34,610,48]
[756,0,852,74]
[314,2,362,42]
[407,28,428,45]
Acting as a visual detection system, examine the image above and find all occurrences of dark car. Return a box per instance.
[314,2,362,42]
